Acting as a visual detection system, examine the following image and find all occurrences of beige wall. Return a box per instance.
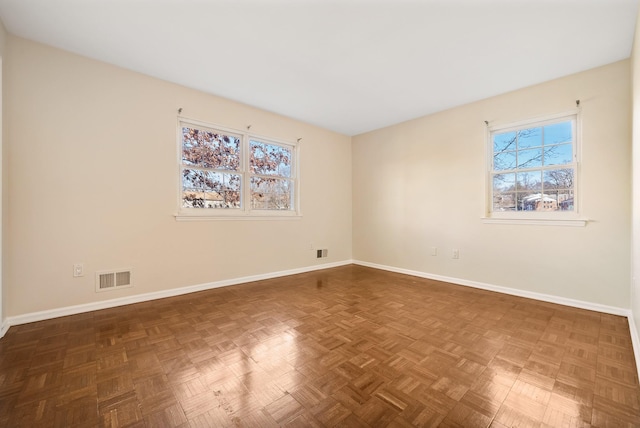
[632,9,640,337]
[0,19,5,327]
[5,36,352,316]
[0,24,5,55]
[353,60,631,308]
[3,31,634,318]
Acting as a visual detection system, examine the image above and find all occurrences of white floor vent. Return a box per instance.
[96,268,133,292]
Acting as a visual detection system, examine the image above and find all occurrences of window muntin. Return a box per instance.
[490,114,577,214]
[179,120,298,217]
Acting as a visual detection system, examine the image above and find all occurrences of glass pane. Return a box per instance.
[250,177,293,210]
[493,151,516,171]
[493,131,516,153]
[182,168,206,190]
[226,174,241,191]
[201,171,241,192]
[543,168,574,190]
[519,191,557,212]
[517,148,542,169]
[544,121,573,145]
[183,191,205,208]
[543,143,572,166]
[250,140,292,177]
[516,171,542,191]
[203,172,241,208]
[182,127,240,171]
[517,127,542,149]
[557,190,575,211]
[203,191,240,209]
[182,169,208,208]
[201,191,223,208]
[493,193,516,211]
[493,173,515,193]
[182,169,241,209]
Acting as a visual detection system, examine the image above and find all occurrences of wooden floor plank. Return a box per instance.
[1,264,639,426]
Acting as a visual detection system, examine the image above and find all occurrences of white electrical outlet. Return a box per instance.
[431,247,438,256]
[73,263,84,277]
[452,249,460,259]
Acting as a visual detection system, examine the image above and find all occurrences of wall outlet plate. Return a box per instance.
[73,263,84,277]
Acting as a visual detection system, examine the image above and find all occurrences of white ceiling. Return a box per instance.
[0,0,637,136]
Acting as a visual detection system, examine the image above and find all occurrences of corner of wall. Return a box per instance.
[630,3,640,383]
[629,312,640,383]
[0,19,6,338]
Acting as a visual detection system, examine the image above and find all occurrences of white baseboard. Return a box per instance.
[0,318,8,338]
[4,258,640,384]
[354,260,640,384]
[2,260,354,332]
[353,260,631,317]
[628,313,640,382]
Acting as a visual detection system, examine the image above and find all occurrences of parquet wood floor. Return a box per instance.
[1,265,639,427]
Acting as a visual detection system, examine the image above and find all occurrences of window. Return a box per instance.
[178,119,299,218]
[487,112,579,222]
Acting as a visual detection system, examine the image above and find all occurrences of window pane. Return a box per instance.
[516,171,541,191]
[517,127,542,149]
[182,127,240,171]
[493,131,516,153]
[250,140,292,177]
[181,169,204,208]
[493,193,516,211]
[489,115,577,215]
[543,168,574,190]
[543,143,572,166]
[182,168,207,190]
[493,173,515,193]
[557,190,575,211]
[183,191,205,208]
[493,151,516,171]
[544,121,572,145]
[250,177,292,210]
[201,171,241,192]
[519,191,558,212]
[182,169,241,209]
[517,148,542,169]
[203,172,241,208]
[202,191,240,209]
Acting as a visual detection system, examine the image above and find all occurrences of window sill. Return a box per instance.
[481,217,588,227]
[175,213,302,221]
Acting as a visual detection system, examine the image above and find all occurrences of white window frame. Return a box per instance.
[483,110,587,227]
[175,118,301,221]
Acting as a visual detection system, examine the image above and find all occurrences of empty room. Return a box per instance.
[1,0,640,426]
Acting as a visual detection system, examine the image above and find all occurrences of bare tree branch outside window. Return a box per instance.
[491,119,575,212]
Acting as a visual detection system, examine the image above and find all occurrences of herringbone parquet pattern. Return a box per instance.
[0,265,639,427]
